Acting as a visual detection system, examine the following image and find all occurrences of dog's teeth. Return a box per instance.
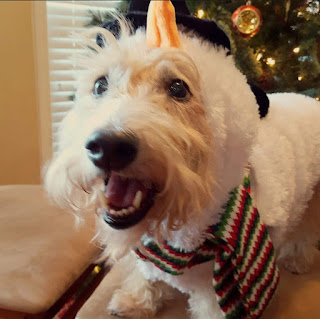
[100,183,105,192]
[122,209,128,215]
[129,206,135,213]
[110,209,116,215]
[133,191,142,209]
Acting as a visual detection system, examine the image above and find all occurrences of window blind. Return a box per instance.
[46,0,120,153]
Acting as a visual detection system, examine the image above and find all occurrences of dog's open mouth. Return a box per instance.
[102,172,157,230]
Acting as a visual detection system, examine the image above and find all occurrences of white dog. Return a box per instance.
[45,2,320,318]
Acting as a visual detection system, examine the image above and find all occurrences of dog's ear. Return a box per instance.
[146,1,181,48]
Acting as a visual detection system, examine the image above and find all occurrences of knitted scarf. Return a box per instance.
[135,169,280,319]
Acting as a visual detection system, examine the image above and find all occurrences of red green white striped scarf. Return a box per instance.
[135,169,280,318]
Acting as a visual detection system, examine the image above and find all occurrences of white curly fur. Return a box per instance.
[45,18,320,319]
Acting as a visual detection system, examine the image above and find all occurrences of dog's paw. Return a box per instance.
[108,290,155,319]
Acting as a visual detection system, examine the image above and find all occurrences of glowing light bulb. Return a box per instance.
[293,47,300,53]
[93,265,101,273]
[266,58,276,66]
[256,53,263,61]
[316,97,320,101]
[197,9,204,19]
[298,76,303,81]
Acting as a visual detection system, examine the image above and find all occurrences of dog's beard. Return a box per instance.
[96,161,214,262]
[44,147,100,214]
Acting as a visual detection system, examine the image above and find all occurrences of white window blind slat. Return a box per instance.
[52,100,75,108]
[48,1,119,11]
[50,80,77,92]
[52,123,62,130]
[50,59,75,69]
[46,0,121,154]
[58,1,121,6]
[47,4,116,16]
[49,37,83,45]
[49,70,78,82]
[51,91,75,103]
[48,26,84,38]
[48,49,85,61]
[48,15,92,27]
[52,113,70,124]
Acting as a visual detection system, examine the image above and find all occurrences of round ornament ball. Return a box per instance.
[232,4,262,38]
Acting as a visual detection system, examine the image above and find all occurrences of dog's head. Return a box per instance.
[45,9,260,254]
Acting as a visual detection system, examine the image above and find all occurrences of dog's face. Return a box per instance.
[46,26,213,232]
[45,23,260,245]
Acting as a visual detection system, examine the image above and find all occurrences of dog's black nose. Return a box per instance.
[85,131,139,171]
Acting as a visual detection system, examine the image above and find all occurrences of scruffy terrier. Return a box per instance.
[45,1,320,318]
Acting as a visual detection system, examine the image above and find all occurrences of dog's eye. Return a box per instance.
[93,76,108,97]
[169,79,189,99]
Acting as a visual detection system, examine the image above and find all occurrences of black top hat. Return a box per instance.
[99,0,231,52]
[98,0,269,118]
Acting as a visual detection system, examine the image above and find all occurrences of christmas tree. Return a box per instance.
[88,0,320,100]
[186,0,320,99]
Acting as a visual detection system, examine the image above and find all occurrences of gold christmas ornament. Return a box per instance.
[232,3,262,38]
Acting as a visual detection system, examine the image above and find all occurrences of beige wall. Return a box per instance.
[0,1,41,185]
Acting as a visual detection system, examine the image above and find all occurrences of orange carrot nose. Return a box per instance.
[146,0,181,48]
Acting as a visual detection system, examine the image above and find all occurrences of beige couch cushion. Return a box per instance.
[78,252,320,319]
[0,185,99,314]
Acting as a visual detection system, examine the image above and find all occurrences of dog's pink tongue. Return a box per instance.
[105,172,147,208]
